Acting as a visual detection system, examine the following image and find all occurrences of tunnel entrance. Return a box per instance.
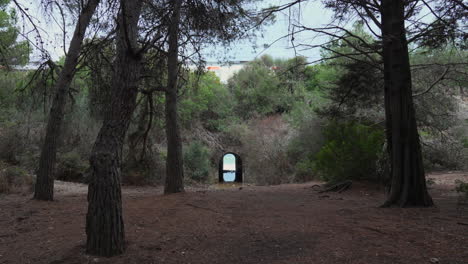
[218,153,243,183]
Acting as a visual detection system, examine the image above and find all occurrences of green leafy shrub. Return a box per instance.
[314,122,385,183]
[184,141,211,182]
[455,180,468,198]
[287,116,325,182]
[180,71,234,132]
[295,156,316,182]
[227,55,311,119]
[122,148,166,186]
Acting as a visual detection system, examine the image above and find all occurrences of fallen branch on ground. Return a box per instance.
[310,184,322,190]
[185,203,221,214]
[316,180,353,193]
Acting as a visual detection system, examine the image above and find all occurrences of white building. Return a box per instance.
[202,61,249,83]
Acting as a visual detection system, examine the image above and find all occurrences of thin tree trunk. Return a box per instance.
[164,0,184,194]
[34,0,100,201]
[381,0,433,207]
[86,0,143,257]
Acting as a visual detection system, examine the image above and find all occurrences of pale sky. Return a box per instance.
[205,0,334,63]
[14,0,334,63]
[223,154,236,171]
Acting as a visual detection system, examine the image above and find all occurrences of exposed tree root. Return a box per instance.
[313,180,352,193]
[185,203,221,214]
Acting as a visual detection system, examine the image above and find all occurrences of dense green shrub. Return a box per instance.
[180,72,234,131]
[294,156,316,182]
[227,55,312,119]
[287,117,325,182]
[314,122,385,183]
[184,141,211,182]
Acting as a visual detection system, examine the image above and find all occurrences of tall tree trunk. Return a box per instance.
[164,0,184,194]
[33,0,100,201]
[86,0,143,257]
[381,0,433,207]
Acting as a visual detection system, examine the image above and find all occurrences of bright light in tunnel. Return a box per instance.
[223,154,236,182]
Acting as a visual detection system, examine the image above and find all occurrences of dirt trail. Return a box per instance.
[0,173,467,264]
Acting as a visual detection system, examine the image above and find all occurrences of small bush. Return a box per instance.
[0,164,34,193]
[184,141,211,182]
[455,180,468,198]
[314,122,385,183]
[123,169,149,186]
[0,127,24,164]
[56,151,88,182]
[294,156,315,182]
[122,150,165,186]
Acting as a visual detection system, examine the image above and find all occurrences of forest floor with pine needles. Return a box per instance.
[0,172,467,264]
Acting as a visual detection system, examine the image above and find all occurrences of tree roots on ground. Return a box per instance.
[311,180,353,193]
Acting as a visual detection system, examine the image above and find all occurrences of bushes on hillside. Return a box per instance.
[314,122,385,183]
[287,117,325,182]
[184,141,211,182]
[294,157,316,182]
[225,116,294,185]
[228,55,312,119]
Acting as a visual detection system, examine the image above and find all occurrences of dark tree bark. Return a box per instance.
[164,0,185,194]
[381,0,433,207]
[86,0,143,257]
[34,0,100,201]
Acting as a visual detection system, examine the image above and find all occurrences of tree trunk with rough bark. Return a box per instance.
[86,0,143,257]
[34,0,100,201]
[381,0,433,207]
[164,0,185,194]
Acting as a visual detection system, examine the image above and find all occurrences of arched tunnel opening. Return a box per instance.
[218,153,243,183]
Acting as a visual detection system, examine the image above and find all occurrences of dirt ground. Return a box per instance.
[1,172,468,264]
